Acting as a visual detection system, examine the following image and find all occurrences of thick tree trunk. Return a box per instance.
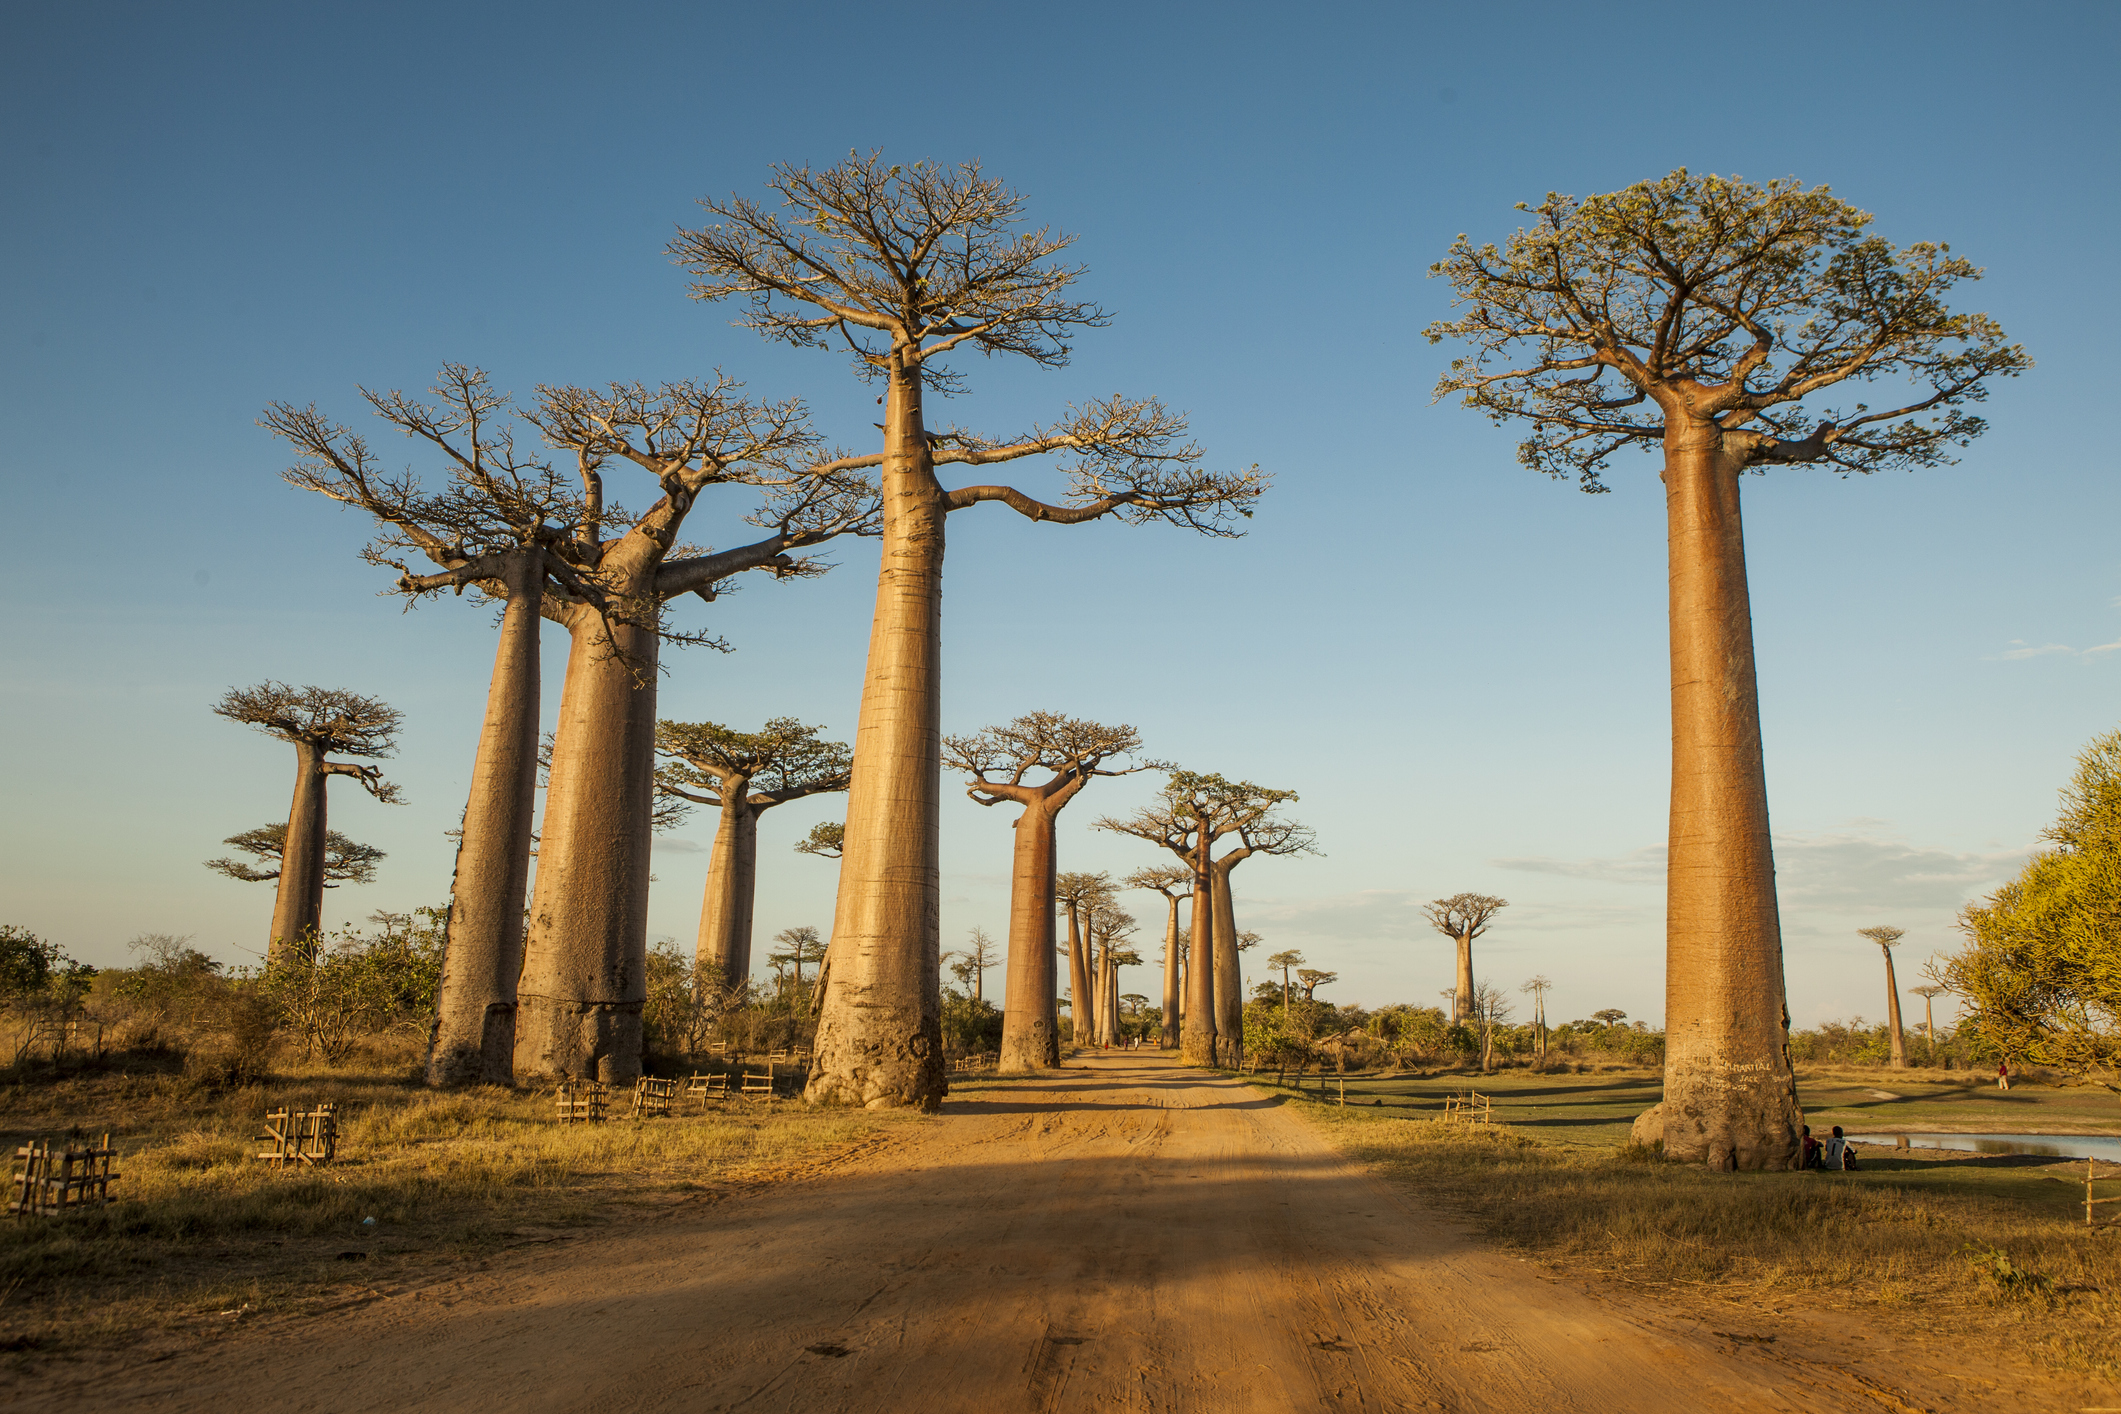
[1883,950,1907,1068]
[1212,861,1244,1068]
[998,804,1060,1072]
[808,359,946,1110]
[1636,439,1801,1171]
[694,784,758,995]
[514,607,657,1083]
[1181,845,1217,1066]
[1102,950,1120,1045]
[1159,894,1182,1049]
[269,741,328,969]
[1064,903,1090,1049]
[428,548,543,1086]
[1453,936,1475,1026]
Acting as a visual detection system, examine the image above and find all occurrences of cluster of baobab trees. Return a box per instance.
[214,154,1264,1104]
[211,154,2023,1172]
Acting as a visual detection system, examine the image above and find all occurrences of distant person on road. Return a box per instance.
[1998,1060,2011,1091]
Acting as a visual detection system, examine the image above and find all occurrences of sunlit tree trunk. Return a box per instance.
[514,601,657,1084]
[695,780,760,994]
[269,742,329,969]
[428,547,543,1086]
[1159,893,1182,1049]
[999,804,1061,1072]
[1211,860,1243,1067]
[1644,437,1802,1170]
[809,358,946,1109]
[1064,900,1091,1049]
[1453,938,1476,1027]
[1181,841,1217,1065]
[1882,949,1907,1068]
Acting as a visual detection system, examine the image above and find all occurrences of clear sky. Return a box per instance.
[3,1,2115,1031]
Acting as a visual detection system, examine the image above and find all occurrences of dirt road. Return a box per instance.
[41,1059,1895,1411]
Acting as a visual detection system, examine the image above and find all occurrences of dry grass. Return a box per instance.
[1296,1098,2121,1378]
[0,1039,897,1360]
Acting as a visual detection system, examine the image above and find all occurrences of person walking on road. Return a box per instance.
[1998,1060,2012,1091]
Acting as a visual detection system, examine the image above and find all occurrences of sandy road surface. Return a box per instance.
[36,1059,1898,1412]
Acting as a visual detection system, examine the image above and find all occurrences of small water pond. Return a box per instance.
[1845,1131,2121,1162]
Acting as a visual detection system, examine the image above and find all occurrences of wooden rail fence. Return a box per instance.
[257,1104,338,1167]
[9,1135,119,1218]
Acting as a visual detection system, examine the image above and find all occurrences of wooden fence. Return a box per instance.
[257,1104,338,1167]
[10,1135,119,1217]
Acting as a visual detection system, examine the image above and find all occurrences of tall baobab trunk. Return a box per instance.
[1064,900,1092,1049]
[998,806,1062,1072]
[1101,948,1121,1045]
[1211,861,1244,1067]
[1181,842,1217,1066]
[514,604,658,1084]
[696,789,761,994]
[1641,438,1801,1170]
[809,359,946,1109]
[1882,949,1907,1068]
[1159,892,1182,1049]
[428,547,543,1086]
[269,742,330,969]
[1453,937,1476,1027]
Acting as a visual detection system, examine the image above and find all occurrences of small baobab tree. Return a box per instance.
[1266,949,1306,1019]
[795,822,845,858]
[1126,864,1192,1049]
[1423,894,1507,1030]
[1910,984,1949,1064]
[676,154,1266,1110]
[1858,925,1910,1068]
[206,824,383,893]
[1296,968,1336,1003]
[947,926,1000,1005]
[1054,872,1116,1047]
[1430,171,2027,1168]
[1102,771,1316,1067]
[1521,975,1554,1062]
[213,683,403,968]
[1471,982,1514,1074]
[944,713,1145,1071]
[655,718,853,995]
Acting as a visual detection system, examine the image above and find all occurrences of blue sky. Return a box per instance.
[3,1,2115,1030]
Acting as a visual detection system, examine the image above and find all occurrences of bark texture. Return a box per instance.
[1883,949,1907,1068]
[696,792,761,993]
[1634,442,1801,1170]
[514,611,657,1083]
[1159,893,1182,1049]
[428,548,543,1086]
[1181,847,1217,1065]
[808,363,946,1109]
[1065,901,1092,1046]
[1211,863,1244,1068]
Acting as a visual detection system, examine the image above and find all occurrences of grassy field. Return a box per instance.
[1268,1065,2121,1378]
[0,1046,902,1361]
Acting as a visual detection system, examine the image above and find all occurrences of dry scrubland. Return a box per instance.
[1274,1065,2121,1379]
[0,1036,893,1361]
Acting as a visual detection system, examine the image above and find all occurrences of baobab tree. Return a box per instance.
[1296,968,1336,1002]
[1266,949,1306,1019]
[1911,984,1948,1064]
[1430,171,2027,1168]
[1126,864,1192,1048]
[1522,975,1554,1062]
[1101,771,1314,1067]
[1054,872,1115,1047]
[947,926,1000,1005]
[206,824,383,892]
[655,718,853,994]
[768,926,827,1002]
[1422,894,1507,1032]
[795,822,845,858]
[676,155,1267,1109]
[512,378,876,1084]
[265,368,589,1085]
[212,683,402,968]
[1086,902,1138,1046]
[1858,926,1911,1068]
[1472,983,1514,1074]
[944,713,1144,1071]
